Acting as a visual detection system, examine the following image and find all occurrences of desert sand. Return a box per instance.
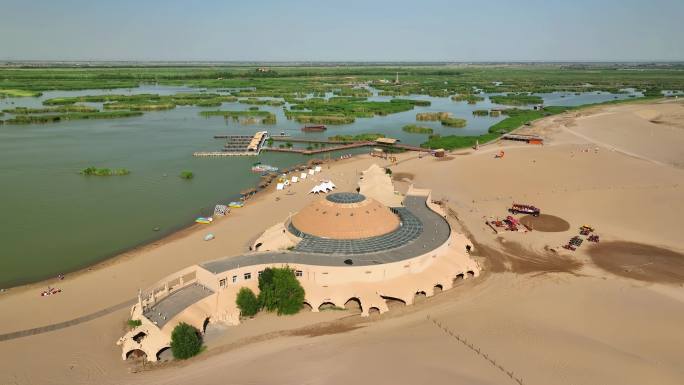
[1,99,683,385]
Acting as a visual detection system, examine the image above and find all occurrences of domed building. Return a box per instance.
[290,193,399,240]
[118,165,480,362]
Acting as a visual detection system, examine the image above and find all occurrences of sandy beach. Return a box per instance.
[1,99,683,385]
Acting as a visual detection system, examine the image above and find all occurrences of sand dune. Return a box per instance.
[1,100,683,385]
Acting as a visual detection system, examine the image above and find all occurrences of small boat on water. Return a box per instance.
[228,201,245,208]
[195,217,213,224]
[251,162,279,173]
[301,125,327,132]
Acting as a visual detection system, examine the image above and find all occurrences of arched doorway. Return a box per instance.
[414,291,427,304]
[344,298,362,313]
[318,302,337,311]
[433,284,443,295]
[368,307,380,316]
[156,346,172,362]
[301,302,313,312]
[467,271,475,278]
[202,317,211,333]
[381,295,406,309]
[126,349,147,360]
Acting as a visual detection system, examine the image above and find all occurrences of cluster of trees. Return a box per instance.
[170,322,203,360]
[236,267,305,317]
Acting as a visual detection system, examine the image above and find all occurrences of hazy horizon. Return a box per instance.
[1,0,683,62]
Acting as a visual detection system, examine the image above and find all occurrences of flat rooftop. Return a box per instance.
[201,195,450,274]
[143,283,214,329]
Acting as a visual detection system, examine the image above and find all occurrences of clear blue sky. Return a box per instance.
[1,0,682,61]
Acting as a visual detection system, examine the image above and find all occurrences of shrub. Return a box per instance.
[180,171,194,180]
[127,319,142,328]
[170,322,202,360]
[236,287,259,317]
[257,267,305,315]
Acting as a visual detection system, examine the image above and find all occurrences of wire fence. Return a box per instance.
[427,315,525,385]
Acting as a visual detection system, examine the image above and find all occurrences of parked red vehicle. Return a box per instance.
[509,203,540,217]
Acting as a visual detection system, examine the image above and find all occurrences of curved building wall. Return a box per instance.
[118,193,480,362]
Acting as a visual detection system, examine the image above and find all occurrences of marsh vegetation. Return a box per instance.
[2,111,142,124]
[451,94,484,104]
[402,124,433,134]
[490,93,544,106]
[199,109,276,124]
[80,167,131,176]
[285,97,419,125]
[440,117,467,127]
[328,133,385,142]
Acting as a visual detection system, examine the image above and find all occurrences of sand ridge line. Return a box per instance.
[0,297,135,342]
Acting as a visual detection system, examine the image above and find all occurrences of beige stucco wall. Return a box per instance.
[118,182,480,362]
[119,227,479,361]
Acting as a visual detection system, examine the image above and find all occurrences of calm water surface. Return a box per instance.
[0,86,637,287]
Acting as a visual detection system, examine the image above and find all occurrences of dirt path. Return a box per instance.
[0,298,135,342]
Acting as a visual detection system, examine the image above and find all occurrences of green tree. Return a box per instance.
[170,322,202,360]
[272,267,305,315]
[235,287,259,317]
[257,267,305,315]
[257,268,277,311]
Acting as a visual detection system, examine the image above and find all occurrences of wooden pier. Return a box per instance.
[193,151,258,157]
[262,141,430,155]
[196,131,268,156]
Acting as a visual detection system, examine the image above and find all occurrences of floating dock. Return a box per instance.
[196,131,269,156]
[193,151,258,157]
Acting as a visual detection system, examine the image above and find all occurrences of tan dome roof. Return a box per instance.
[291,193,400,239]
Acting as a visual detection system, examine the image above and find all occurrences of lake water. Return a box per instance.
[0,86,638,287]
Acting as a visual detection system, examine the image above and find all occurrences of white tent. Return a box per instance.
[314,166,322,173]
[291,176,299,183]
[321,181,336,191]
[309,181,336,194]
[276,183,285,191]
[308,169,315,175]
[309,185,325,194]
[300,172,307,179]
